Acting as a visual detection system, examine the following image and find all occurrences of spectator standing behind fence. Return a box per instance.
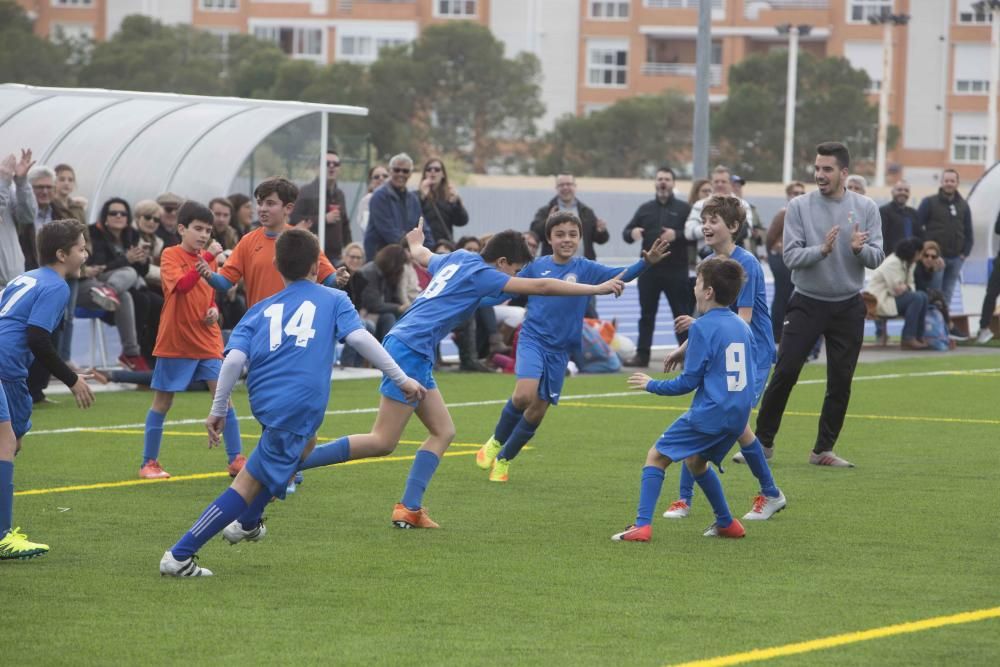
[730,174,766,259]
[357,165,389,234]
[879,180,922,252]
[0,150,36,287]
[750,142,884,469]
[419,158,468,245]
[530,174,609,260]
[227,193,253,238]
[917,169,973,312]
[20,166,72,271]
[365,153,432,260]
[621,167,692,367]
[685,166,752,256]
[290,150,351,264]
[866,238,929,350]
[133,200,165,291]
[155,193,183,248]
[766,181,806,344]
[354,245,412,342]
[53,164,87,225]
[975,210,1000,344]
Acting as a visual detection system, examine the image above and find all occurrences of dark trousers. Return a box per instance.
[636,268,693,354]
[767,251,793,343]
[755,292,865,453]
[980,254,1000,330]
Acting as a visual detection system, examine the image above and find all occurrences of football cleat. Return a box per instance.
[476,436,503,470]
[809,451,854,468]
[611,524,651,542]
[139,460,170,479]
[703,520,746,538]
[227,455,247,477]
[489,458,510,483]
[159,550,213,577]
[742,491,787,521]
[662,500,691,519]
[222,520,267,545]
[0,528,49,560]
[391,503,440,529]
[976,328,994,345]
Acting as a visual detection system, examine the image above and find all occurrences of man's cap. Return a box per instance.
[156,192,184,207]
[730,174,746,186]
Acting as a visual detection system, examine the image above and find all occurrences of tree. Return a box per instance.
[537,92,694,177]
[0,0,75,86]
[711,51,889,181]
[370,23,544,172]
[225,34,288,99]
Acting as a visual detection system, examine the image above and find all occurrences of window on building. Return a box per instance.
[339,34,407,63]
[590,1,630,19]
[435,0,477,17]
[847,0,892,23]
[951,113,989,163]
[50,22,94,42]
[253,26,323,59]
[200,0,238,10]
[52,0,93,6]
[954,43,991,94]
[843,41,883,92]
[957,0,993,23]
[587,40,628,87]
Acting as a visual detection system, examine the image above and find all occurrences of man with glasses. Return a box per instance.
[156,192,184,248]
[917,169,973,313]
[291,150,352,264]
[530,174,609,261]
[364,153,433,260]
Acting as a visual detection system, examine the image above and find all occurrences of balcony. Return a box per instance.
[641,62,722,86]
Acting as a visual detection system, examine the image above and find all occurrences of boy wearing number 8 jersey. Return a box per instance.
[159,230,425,576]
[290,222,625,531]
[612,258,754,543]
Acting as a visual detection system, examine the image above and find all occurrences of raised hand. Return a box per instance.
[642,237,671,265]
[850,223,869,254]
[335,265,350,287]
[14,149,34,179]
[405,217,426,248]
[820,225,840,257]
[627,372,652,391]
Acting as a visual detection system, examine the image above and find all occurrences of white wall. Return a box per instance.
[105,0,194,37]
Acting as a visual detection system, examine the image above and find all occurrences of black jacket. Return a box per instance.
[917,189,973,258]
[878,201,922,255]
[530,197,609,260]
[87,223,149,277]
[290,178,352,262]
[420,195,468,244]
[621,194,691,272]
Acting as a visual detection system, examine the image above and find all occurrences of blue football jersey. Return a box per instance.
[0,268,70,380]
[647,307,755,434]
[226,281,364,437]
[518,256,622,350]
[710,246,776,370]
[387,250,510,359]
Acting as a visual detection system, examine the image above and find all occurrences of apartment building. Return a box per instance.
[19,0,999,184]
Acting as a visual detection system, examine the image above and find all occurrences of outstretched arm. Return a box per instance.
[405,218,433,267]
[504,273,624,298]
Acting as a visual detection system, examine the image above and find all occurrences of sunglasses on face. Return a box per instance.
[162,206,178,213]
[392,167,411,174]
[426,166,443,173]
[346,254,364,261]
[107,210,128,218]
[327,160,341,167]
[372,173,388,180]
[142,214,161,223]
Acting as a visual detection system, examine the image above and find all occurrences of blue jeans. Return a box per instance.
[895,290,928,341]
[929,256,964,308]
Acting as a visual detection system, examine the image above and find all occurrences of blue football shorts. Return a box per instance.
[514,337,568,405]
[379,335,436,407]
[654,412,744,468]
[151,357,222,392]
[0,378,32,439]
[245,425,311,500]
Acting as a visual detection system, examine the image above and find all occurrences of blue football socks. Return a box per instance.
[401,450,441,510]
[237,489,272,531]
[223,406,242,463]
[171,487,247,560]
[635,466,666,527]
[497,416,538,461]
[493,399,524,445]
[0,460,13,538]
[142,409,166,466]
[693,467,733,528]
[677,463,696,506]
[299,436,351,470]
[739,438,780,498]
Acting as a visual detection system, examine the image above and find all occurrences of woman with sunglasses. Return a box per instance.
[133,199,165,292]
[419,158,468,244]
[358,165,389,234]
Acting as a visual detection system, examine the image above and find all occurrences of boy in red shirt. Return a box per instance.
[140,202,245,479]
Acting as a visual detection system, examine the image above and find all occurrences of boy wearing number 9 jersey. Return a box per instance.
[160,230,425,577]
[612,258,755,543]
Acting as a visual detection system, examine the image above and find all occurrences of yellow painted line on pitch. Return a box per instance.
[14,449,480,498]
[73,428,482,448]
[558,402,1000,426]
[668,605,1000,667]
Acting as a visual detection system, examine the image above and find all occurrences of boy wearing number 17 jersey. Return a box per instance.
[159,230,424,576]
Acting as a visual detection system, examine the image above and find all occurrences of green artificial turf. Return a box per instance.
[4,355,999,666]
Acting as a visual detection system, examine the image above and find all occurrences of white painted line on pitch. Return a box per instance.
[25,366,999,437]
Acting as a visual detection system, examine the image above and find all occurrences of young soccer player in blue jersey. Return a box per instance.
[293,221,625,530]
[140,201,245,481]
[660,196,786,521]
[475,211,670,482]
[0,220,96,559]
[159,229,425,576]
[612,257,754,542]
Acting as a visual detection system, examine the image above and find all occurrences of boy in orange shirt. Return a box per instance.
[198,178,343,307]
[140,201,245,480]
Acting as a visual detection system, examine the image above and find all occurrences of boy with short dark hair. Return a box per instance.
[0,220,95,559]
[159,229,425,576]
[661,195,786,521]
[613,257,753,542]
[476,211,669,482]
[140,201,245,480]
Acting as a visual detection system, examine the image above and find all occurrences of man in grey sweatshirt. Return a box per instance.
[750,142,884,468]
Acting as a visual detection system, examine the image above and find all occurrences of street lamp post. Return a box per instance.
[973,1,1000,166]
[777,24,811,183]
[868,11,909,188]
